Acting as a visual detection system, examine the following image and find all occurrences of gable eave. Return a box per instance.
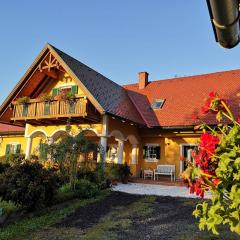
[0,43,50,118]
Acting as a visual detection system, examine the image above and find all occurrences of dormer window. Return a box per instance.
[151,99,165,109]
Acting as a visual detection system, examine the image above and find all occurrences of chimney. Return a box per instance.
[138,72,149,89]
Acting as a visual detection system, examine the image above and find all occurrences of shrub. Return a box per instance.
[56,183,75,203]
[0,162,59,211]
[118,163,132,184]
[0,162,10,174]
[56,179,99,202]
[5,153,25,166]
[105,163,119,181]
[77,167,98,183]
[74,179,99,199]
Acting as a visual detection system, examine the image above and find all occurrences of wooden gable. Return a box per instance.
[0,44,101,126]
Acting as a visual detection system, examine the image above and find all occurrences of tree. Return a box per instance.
[48,131,100,190]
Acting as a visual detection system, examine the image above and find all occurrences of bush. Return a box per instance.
[6,154,25,166]
[56,179,99,202]
[0,162,59,211]
[75,179,99,199]
[0,162,10,174]
[56,183,76,203]
[105,163,119,181]
[77,167,98,183]
[118,163,132,184]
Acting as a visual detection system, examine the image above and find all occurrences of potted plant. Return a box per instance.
[118,163,132,184]
[55,91,76,103]
[39,93,54,103]
[16,96,30,105]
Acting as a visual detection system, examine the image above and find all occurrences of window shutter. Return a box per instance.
[143,146,148,158]
[39,143,48,160]
[71,85,78,94]
[16,144,21,154]
[5,144,11,156]
[52,88,58,97]
[156,146,160,159]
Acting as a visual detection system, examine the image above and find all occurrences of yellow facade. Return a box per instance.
[0,48,201,179]
[0,121,200,178]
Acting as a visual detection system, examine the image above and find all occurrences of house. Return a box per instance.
[0,43,239,178]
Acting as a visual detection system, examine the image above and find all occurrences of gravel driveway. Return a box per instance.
[112,183,211,199]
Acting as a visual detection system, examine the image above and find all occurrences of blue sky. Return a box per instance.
[0,1,240,102]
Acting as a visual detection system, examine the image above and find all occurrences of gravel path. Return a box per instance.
[112,182,211,199]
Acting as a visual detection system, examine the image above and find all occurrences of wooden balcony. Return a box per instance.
[11,96,91,124]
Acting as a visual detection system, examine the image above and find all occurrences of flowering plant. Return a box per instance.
[182,91,240,235]
[54,91,76,103]
[16,96,30,105]
[39,93,54,103]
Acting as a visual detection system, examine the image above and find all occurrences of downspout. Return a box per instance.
[207,0,240,48]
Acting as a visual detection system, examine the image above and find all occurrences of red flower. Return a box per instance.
[237,116,240,124]
[201,92,226,114]
[195,133,219,170]
[190,178,206,198]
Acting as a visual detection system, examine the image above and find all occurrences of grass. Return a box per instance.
[81,195,156,240]
[0,198,18,215]
[29,195,156,240]
[0,190,109,240]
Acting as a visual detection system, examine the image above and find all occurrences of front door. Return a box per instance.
[180,144,198,174]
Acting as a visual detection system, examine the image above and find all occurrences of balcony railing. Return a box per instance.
[11,97,88,120]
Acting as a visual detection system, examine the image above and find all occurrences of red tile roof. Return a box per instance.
[124,69,240,127]
[0,123,24,133]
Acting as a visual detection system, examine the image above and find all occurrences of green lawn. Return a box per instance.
[0,191,109,240]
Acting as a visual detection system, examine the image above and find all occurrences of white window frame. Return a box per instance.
[58,85,72,93]
[151,99,165,109]
[144,143,160,162]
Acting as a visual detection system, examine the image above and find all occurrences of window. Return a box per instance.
[52,85,78,96]
[58,86,72,94]
[151,99,165,109]
[5,143,21,156]
[143,144,160,162]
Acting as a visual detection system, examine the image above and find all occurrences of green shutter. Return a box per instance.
[71,85,78,94]
[39,143,48,160]
[52,88,58,97]
[16,144,21,154]
[5,144,11,156]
